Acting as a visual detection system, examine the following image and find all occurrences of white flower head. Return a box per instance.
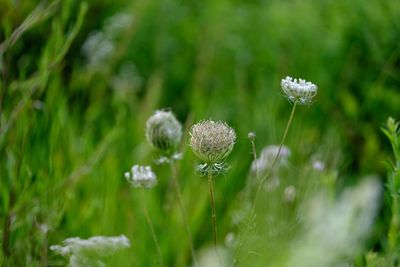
[285,178,381,267]
[312,160,325,171]
[125,165,157,188]
[283,185,296,203]
[82,31,114,68]
[104,13,133,37]
[251,145,291,174]
[281,76,317,105]
[50,235,130,267]
[196,245,229,267]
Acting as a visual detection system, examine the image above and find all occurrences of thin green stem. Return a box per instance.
[249,136,259,181]
[208,172,217,246]
[141,189,164,267]
[388,162,400,250]
[2,212,11,262]
[208,171,224,266]
[232,103,297,267]
[170,163,198,267]
[388,196,400,249]
[252,102,297,212]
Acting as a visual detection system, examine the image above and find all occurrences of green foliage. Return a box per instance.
[0,0,400,266]
[380,117,400,265]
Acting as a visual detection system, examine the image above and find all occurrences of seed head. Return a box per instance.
[190,120,236,165]
[281,76,317,105]
[145,110,182,153]
[124,165,157,188]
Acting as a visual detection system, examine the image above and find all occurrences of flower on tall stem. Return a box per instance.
[124,164,164,266]
[233,76,317,265]
[145,109,198,266]
[190,120,236,176]
[190,119,236,250]
[281,76,317,105]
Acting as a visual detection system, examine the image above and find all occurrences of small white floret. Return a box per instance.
[125,165,157,188]
[281,76,317,105]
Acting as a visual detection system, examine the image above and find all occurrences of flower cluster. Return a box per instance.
[50,235,130,267]
[285,178,381,267]
[124,165,157,188]
[190,120,236,175]
[281,76,317,105]
[82,13,133,70]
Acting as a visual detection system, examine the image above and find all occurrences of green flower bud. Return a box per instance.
[189,120,236,165]
[145,110,182,153]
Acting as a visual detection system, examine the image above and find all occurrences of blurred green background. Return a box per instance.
[1,0,400,266]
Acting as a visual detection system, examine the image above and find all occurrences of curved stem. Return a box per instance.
[141,189,164,267]
[232,103,297,266]
[250,137,259,180]
[170,163,198,267]
[252,102,297,212]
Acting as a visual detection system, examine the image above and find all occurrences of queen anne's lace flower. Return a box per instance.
[281,76,317,105]
[285,178,381,267]
[50,235,130,267]
[145,110,182,154]
[124,165,157,188]
[190,120,236,175]
[251,145,291,174]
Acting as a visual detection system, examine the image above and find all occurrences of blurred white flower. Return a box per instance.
[111,62,142,92]
[281,76,317,105]
[285,178,381,267]
[81,31,114,68]
[104,13,133,37]
[81,13,133,70]
[251,145,291,174]
[195,245,229,267]
[247,132,256,140]
[312,160,325,171]
[225,232,236,248]
[283,185,296,203]
[125,165,157,188]
[50,235,130,267]
[265,176,280,191]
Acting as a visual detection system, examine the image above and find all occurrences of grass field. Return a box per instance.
[1,0,400,266]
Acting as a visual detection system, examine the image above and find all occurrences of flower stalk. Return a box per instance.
[208,171,217,246]
[252,102,297,211]
[170,162,198,267]
[141,189,165,267]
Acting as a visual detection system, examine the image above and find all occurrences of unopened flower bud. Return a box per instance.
[145,110,182,153]
[248,132,256,140]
